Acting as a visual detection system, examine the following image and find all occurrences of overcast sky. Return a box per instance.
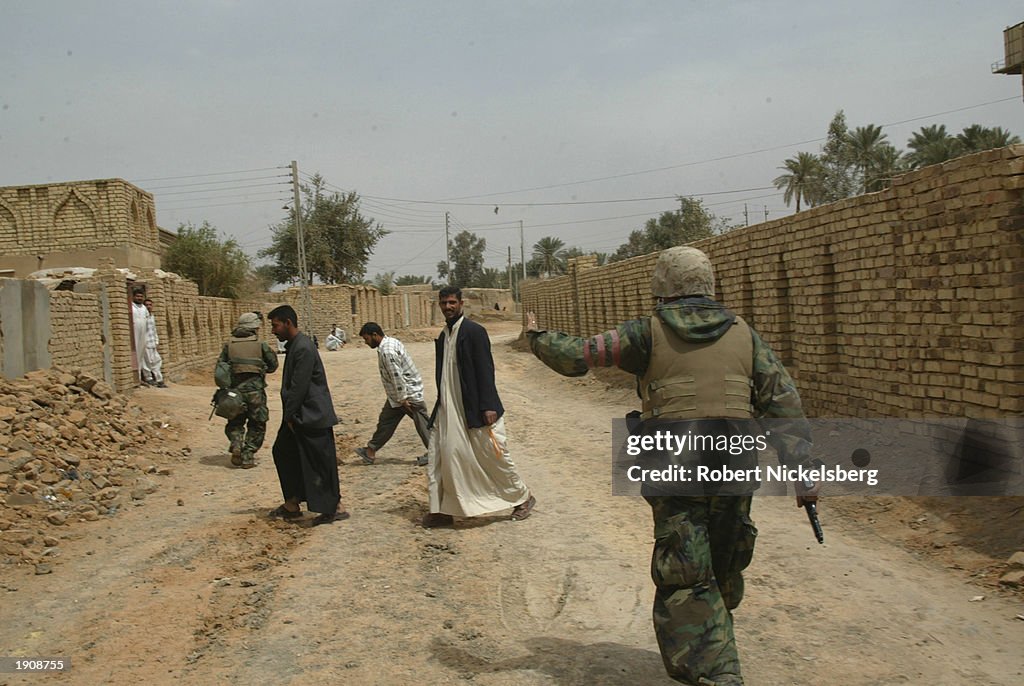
[2,1,1021,281]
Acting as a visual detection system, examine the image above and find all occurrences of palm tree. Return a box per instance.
[957,125,1021,153]
[531,236,567,278]
[867,144,905,192]
[906,125,961,168]
[846,125,888,193]
[773,152,822,212]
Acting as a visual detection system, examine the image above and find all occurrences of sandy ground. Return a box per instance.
[1,319,1022,685]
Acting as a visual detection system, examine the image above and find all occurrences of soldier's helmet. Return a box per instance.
[236,312,262,332]
[650,246,715,298]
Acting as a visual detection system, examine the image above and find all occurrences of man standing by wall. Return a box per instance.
[268,305,348,525]
[423,287,535,528]
[129,287,151,386]
[354,322,431,467]
[142,297,166,388]
[215,312,278,468]
[526,246,817,686]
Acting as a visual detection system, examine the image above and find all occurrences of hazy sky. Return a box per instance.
[2,1,1021,281]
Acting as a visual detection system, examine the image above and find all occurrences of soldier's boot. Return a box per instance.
[240,451,257,469]
[229,441,243,466]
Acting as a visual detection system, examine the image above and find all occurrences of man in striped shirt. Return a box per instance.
[355,322,431,466]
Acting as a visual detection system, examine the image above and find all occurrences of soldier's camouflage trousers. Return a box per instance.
[645,495,757,686]
[225,388,270,459]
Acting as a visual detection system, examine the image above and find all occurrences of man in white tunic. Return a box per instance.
[423,287,535,527]
[130,288,153,386]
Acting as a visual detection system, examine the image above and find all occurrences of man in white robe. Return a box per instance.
[130,288,152,385]
[423,287,535,527]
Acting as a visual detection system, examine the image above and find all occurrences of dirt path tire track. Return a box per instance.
[0,321,1021,685]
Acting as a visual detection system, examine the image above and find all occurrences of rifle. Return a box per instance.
[804,498,824,544]
[209,390,218,420]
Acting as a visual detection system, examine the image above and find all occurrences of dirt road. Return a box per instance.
[1,320,1021,685]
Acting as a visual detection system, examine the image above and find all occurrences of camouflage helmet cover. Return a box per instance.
[650,246,715,298]
[235,312,262,332]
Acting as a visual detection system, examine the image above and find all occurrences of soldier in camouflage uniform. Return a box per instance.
[216,312,279,469]
[526,246,818,686]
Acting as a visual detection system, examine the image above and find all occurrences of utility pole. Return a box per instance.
[444,212,451,281]
[764,206,769,222]
[519,220,526,279]
[743,203,749,227]
[507,246,513,302]
[291,160,314,333]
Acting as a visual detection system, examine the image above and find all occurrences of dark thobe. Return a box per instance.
[272,331,341,514]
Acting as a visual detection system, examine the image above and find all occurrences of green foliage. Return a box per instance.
[437,230,486,287]
[164,221,251,299]
[394,274,434,287]
[776,116,1018,208]
[372,271,395,295]
[773,151,824,212]
[258,174,386,285]
[818,110,858,203]
[610,198,721,261]
[531,236,567,277]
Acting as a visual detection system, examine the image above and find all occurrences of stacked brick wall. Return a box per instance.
[0,179,159,259]
[522,147,1024,419]
[275,284,438,339]
[48,291,104,377]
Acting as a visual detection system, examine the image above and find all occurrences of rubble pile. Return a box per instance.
[0,367,175,573]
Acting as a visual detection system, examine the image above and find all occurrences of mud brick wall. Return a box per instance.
[48,291,105,378]
[522,146,1024,419]
[0,179,161,275]
[275,284,438,340]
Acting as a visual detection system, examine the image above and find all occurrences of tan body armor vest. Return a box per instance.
[228,336,265,375]
[641,315,754,420]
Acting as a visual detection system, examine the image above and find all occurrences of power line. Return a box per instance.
[131,166,288,183]
[145,174,289,191]
[154,181,290,197]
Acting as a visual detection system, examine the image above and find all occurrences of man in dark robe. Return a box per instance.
[268,305,349,525]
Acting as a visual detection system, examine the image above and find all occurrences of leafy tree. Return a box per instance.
[611,199,721,261]
[164,221,251,299]
[437,230,486,287]
[817,111,858,203]
[867,144,905,192]
[846,125,889,193]
[245,263,280,295]
[394,274,434,286]
[259,174,386,285]
[957,125,1021,153]
[773,151,823,212]
[905,124,960,168]
[476,267,509,289]
[372,271,395,295]
[532,236,567,277]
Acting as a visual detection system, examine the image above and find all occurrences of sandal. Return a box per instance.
[511,495,536,521]
[354,447,375,465]
[312,511,350,526]
[269,504,302,520]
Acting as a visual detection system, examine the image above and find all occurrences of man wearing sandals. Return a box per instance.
[268,305,349,526]
[216,312,278,468]
[526,247,817,686]
[422,287,536,528]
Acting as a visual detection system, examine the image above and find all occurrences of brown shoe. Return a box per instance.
[511,495,536,521]
[421,512,454,528]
